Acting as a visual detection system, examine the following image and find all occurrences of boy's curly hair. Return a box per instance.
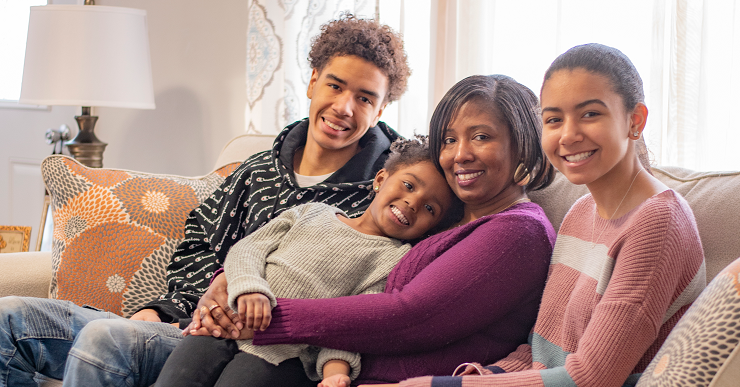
[309,13,411,102]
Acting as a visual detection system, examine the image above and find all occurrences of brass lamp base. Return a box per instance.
[65,106,107,168]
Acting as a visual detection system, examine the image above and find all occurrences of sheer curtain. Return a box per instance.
[422,0,740,170]
[649,0,740,171]
[245,0,740,171]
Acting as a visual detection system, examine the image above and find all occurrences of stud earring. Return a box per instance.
[373,186,379,192]
[633,131,640,138]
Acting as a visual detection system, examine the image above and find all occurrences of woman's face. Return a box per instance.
[438,100,518,213]
[540,68,636,187]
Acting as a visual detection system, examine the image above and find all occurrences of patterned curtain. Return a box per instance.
[244,0,377,135]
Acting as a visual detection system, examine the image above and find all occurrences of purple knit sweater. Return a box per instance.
[253,202,556,384]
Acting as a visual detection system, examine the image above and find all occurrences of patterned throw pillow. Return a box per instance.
[636,256,740,387]
[41,155,239,317]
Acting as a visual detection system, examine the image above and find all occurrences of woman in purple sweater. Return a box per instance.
[190,75,557,385]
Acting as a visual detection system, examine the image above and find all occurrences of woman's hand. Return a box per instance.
[318,373,351,387]
[189,273,243,338]
[184,307,255,339]
[237,293,272,331]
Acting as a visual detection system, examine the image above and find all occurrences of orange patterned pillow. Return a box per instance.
[41,155,239,317]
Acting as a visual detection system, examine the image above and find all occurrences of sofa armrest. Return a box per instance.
[0,252,52,298]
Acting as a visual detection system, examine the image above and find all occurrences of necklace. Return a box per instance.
[451,197,531,229]
[591,169,642,248]
[499,197,531,213]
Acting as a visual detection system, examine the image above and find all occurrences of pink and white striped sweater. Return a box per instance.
[401,190,705,387]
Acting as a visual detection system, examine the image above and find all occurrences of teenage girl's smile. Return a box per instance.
[563,150,596,163]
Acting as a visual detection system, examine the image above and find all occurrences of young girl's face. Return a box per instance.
[368,160,453,240]
[540,68,636,186]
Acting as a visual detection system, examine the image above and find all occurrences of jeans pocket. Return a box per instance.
[81,305,104,312]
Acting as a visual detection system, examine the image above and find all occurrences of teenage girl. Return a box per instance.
[389,43,706,387]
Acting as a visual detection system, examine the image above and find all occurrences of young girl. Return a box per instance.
[391,44,706,387]
[155,137,457,387]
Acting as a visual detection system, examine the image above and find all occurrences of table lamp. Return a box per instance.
[20,2,155,168]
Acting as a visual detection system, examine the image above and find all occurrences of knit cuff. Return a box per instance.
[252,299,295,345]
[316,348,361,380]
[226,275,277,311]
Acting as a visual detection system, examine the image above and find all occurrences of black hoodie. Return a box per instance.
[142,119,400,322]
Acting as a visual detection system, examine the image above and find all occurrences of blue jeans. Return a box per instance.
[0,296,183,387]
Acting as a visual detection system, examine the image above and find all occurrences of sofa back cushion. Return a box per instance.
[530,166,740,281]
[42,155,238,317]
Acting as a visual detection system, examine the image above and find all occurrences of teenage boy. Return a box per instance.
[0,14,410,387]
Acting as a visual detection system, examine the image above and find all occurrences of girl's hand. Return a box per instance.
[237,293,272,331]
[318,373,351,387]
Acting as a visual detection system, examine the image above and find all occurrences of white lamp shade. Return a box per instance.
[20,5,155,109]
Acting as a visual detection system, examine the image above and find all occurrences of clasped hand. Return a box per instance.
[184,273,275,339]
[183,273,252,339]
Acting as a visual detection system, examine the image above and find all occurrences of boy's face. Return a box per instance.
[306,55,389,153]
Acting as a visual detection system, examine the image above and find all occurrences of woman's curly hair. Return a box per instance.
[309,13,411,102]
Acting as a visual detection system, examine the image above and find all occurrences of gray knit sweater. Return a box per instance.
[224,202,410,380]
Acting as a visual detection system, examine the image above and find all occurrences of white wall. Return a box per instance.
[90,0,249,175]
[0,1,249,244]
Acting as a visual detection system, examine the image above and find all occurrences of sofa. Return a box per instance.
[1,133,739,386]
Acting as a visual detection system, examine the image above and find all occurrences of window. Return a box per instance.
[385,0,740,170]
[0,0,47,103]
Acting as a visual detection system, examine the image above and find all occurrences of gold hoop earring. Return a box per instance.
[515,164,531,187]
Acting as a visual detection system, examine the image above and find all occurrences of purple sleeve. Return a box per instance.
[210,268,224,285]
[253,211,554,355]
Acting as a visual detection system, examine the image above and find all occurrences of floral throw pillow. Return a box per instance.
[41,155,239,317]
[637,256,740,387]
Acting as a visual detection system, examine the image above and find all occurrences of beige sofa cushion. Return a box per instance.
[530,166,740,281]
[0,252,52,298]
[652,167,740,281]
